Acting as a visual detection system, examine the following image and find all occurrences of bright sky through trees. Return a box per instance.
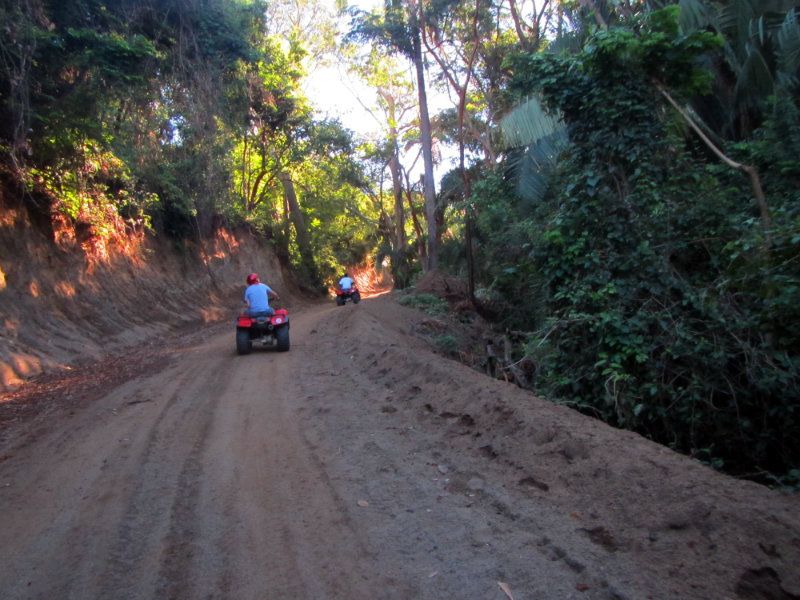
[301,0,456,173]
[301,0,381,137]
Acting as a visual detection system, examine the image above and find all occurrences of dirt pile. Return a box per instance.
[414,269,469,302]
[0,202,289,390]
[310,296,800,599]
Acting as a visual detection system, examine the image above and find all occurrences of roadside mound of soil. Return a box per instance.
[0,203,291,390]
[414,270,469,302]
[343,295,800,598]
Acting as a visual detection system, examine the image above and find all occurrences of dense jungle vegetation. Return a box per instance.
[1,0,798,484]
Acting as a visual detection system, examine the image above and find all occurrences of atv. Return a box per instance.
[236,308,290,354]
[335,286,361,306]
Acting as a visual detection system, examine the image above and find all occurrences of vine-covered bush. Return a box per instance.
[490,9,800,481]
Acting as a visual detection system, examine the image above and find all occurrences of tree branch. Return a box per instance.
[656,82,772,251]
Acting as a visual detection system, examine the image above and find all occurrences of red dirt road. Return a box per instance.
[1,296,798,600]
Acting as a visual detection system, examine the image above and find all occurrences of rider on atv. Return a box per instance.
[244,272,280,316]
[338,272,354,293]
[335,272,360,305]
[237,273,289,354]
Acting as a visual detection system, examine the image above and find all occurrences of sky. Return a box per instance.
[300,0,459,177]
[300,0,383,138]
[303,62,385,139]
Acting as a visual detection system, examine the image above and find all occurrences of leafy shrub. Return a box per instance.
[490,9,800,481]
[432,334,458,355]
[398,293,449,315]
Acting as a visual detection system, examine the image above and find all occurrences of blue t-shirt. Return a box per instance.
[339,276,354,290]
[244,283,272,312]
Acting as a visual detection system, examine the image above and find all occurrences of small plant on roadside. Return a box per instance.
[432,333,458,355]
[766,469,800,492]
[397,293,449,316]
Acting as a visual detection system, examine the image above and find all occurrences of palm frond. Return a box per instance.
[734,43,775,109]
[678,0,714,33]
[776,9,800,83]
[499,95,565,149]
[500,96,568,204]
[511,130,569,204]
[718,0,757,60]
[722,41,744,79]
[750,15,767,45]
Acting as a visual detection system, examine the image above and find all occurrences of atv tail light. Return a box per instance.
[237,317,253,327]
[274,318,283,324]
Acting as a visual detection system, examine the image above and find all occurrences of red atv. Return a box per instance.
[335,286,361,306]
[236,309,290,354]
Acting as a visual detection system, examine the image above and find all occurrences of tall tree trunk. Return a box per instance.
[508,0,531,51]
[274,192,291,263]
[411,25,438,272]
[465,198,476,302]
[389,154,405,250]
[420,0,481,293]
[279,171,316,280]
[403,169,427,264]
[388,150,411,287]
[384,97,406,255]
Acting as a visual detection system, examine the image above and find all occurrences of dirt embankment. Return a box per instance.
[0,200,291,391]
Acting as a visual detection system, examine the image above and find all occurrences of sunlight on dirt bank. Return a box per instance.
[0,203,288,391]
[328,263,394,297]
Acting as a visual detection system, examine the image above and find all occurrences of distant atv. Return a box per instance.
[335,286,361,306]
[236,309,290,354]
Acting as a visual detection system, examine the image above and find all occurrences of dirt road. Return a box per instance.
[1,296,798,600]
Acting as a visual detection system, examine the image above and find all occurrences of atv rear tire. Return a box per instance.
[276,325,290,352]
[236,328,252,355]
[352,291,361,304]
[336,296,345,306]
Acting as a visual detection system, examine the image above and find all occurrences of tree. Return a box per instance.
[350,0,439,272]
[495,6,800,479]
[344,43,420,286]
[0,0,274,238]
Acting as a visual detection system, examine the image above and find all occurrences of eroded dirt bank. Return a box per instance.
[1,295,797,600]
[0,200,291,390]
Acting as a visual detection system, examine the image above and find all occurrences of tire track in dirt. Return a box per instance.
[215,306,387,600]
[99,354,237,600]
[297,302,593,599]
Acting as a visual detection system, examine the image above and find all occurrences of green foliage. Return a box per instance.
[677,0,800,139]
[348,1,418,60]
[465,170,549,327]
[0,0,379,281]
[0,0,260,235]
[432,333,458,355]
[397,292,449,315]
[463,7,800,481]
